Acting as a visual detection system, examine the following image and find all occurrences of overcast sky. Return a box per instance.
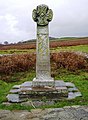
[0,0,88,43]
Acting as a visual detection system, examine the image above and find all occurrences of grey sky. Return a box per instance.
[0,0,88,43]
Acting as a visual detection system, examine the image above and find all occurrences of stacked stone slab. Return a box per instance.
[7,80,82,102]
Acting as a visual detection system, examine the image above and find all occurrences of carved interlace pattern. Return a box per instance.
[32,4,53,26]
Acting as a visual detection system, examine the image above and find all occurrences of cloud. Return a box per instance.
[0,13,33,43]
[0,0,88,43]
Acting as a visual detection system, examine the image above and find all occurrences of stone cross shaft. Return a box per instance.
[32,4,54,87]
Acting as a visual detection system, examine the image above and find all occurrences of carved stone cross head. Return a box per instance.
[32,4,53,26]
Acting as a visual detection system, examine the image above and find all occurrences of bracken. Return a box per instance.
[0,52,88,75]
[51,52,88,71]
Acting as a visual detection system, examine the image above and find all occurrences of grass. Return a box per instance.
[0,44,88,110]
[40,69,88,109]
[0,49,36,54]
[54,69,88,106]
[0,70,36,100]
[0,69,88,110]
[0,45,88,55]
[51,45,88,53]
[0,70,35,111]
[0,104,33,111]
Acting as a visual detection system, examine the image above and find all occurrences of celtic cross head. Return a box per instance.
[32,4,53,26]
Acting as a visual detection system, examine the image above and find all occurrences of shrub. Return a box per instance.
[0,54,36,74]
[0,52,88,75]
[51,52,88,71]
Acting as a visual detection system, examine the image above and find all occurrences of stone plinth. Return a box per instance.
[7,80,82,102]
[32,78,55,87]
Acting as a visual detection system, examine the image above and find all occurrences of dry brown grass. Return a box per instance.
[0,39,88,50]
[0,54,36,74]
[0,52,87,75]
[51,52,88,71]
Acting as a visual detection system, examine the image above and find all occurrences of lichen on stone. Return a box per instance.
[32,4,53,26]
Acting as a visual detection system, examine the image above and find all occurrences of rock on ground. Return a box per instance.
[0,106,88,120]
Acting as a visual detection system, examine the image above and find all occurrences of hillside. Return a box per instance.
[18,37,88,44]
[20,37,58,43]
[0,37,88,50]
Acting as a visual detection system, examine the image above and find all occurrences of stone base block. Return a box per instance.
[32,78,55,87]
[19,91,68,100]
[7,80,82,103]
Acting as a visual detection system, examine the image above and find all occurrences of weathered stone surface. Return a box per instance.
[21,101,33,107]
[36,101,55,107]
[0,110,15,120]
[71,105,81,108]
[65,82,75,88]
[6,94,25,103]
[32,4,53,26]
[64,107,88,120]
[82,106,88,112]
[68,92,82,99]
[68,87,79,92]
[15,80,68,100]
[0,106,88,120]
[21,81,32,88]
[56,87,68,94]
[55,80,66,87]
[12,85,21,89]
[7,80,82,102]
[21,100,55,107]
[10,89,21,93]
[32,78,55,87]
[7,94,19,102]
[20,87,32,92]
[19,91,68,100]
[32,4,54,87]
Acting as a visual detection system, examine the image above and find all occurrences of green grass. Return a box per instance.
[0,49,36,54]
[0,69,88,110]
[51,45,88,53]
[0,104,33,111]
[0,45,88,55]
[0,70,36,111]
[50,37,88,42]
[54,69,88,107]
[0,44,88,110]
[41,70,88,109]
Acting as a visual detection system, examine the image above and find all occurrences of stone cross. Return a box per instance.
[6,5,81,103]
[32,4,54,87]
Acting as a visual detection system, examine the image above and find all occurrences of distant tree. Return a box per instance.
[0,42,2,45]
[4,41,9,45]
